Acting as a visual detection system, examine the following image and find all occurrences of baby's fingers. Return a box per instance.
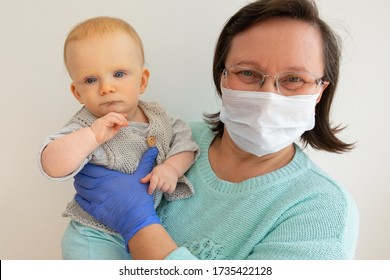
[112,115,128,127]
[141,173,156,194]
[140,173,151,183]
[165,184,176,194]
[147,175,160,195]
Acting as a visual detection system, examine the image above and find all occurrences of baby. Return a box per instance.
[38,16,199,259]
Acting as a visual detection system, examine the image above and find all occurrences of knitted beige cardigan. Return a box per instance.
[62,100,199,234]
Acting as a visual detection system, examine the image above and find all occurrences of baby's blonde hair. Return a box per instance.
[64,16,144,70]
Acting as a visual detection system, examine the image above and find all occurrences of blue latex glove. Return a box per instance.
[74,147,160,248]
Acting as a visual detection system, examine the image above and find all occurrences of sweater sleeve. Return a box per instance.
[164,247,199,260]
[165,116,200,161]
[246,190,359,260]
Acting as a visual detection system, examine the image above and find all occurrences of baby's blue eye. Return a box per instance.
[114,71,126,78]
[85,77,97,84]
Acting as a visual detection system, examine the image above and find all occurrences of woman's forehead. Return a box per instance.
[227,18,324,73]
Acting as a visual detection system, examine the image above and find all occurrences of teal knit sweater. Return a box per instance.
[158,122,359,260]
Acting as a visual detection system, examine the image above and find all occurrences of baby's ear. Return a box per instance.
[140,67,150,93]
[71,84,84,104]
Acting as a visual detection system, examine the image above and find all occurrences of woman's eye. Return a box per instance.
[241,70,254,77]
[85,77,97,84]
[236,69,261,83]
[114,71,126,78]
[287,76,302,82]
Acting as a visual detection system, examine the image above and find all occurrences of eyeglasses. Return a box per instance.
[222,65,327,96]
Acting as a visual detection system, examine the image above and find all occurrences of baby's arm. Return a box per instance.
[141,151,195,194]
[41,112,128,178]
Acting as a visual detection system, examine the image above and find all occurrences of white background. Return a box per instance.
[0,0,389,259]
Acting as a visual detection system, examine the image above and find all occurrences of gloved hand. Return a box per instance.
[74,147,160,248]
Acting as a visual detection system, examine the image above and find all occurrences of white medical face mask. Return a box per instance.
[220,87,320,157]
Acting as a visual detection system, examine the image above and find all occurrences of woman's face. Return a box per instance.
[224,17,326,95]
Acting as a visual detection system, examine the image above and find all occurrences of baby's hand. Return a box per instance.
[90,112,128,144]
[141,163,179,194]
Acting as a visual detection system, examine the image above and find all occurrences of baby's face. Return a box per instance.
[66,31,149,119]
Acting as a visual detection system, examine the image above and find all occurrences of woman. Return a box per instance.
[73,0,358,260]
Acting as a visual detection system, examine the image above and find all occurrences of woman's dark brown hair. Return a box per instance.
[205,0,354,153]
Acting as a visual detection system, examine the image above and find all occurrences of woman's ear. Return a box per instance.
[140,67,150,94]
[316,81,329,104]
[71,83,84,104]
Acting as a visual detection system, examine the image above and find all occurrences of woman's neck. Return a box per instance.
[208,131,295,183]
